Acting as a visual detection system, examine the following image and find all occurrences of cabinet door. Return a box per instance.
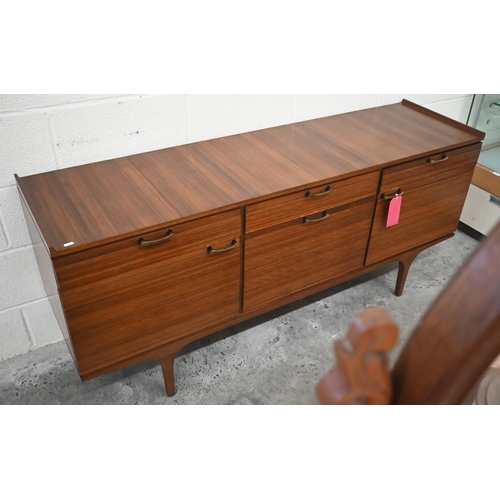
[365,144,481,266]
[61,233,241,379]
[243,200,375,312]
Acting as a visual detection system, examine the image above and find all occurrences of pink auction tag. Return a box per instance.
[386,195,402,228]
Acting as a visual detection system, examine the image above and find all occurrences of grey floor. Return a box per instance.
[0,230,479,405]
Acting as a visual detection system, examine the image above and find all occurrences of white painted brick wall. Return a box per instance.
[188,95,294,142]
[0,94,474,361]
[0,113,58,186]
[0,308,31,360]
[294,94,380,122]
[52,95,188,168]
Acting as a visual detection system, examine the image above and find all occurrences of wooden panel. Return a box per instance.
[251,103,483,179]
[61,241,241,377]
[246,171,378,233]
[366,172,474,266]
[17,191,76,365]
[15,101,484,257]
[244,200,375,312]
[56,210,241,293]
[472,164,500,198]
[379,143,481,196]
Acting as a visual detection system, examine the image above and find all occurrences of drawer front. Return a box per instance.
[55,209,241,293]
[378,143,481,197]
[245,171,379,234]
[62,239,241,377]
[244,199,374,312]
[365,148,479,266]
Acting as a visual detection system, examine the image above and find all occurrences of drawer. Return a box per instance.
[245,171,379,233]
[55,209,242,293]
[378,143,481,197]
[460,184,500,236]
[244,198,374,312]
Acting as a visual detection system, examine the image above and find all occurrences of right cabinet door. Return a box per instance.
[366,143,482,266]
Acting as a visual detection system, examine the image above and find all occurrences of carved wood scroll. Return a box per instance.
[316,308,398,405]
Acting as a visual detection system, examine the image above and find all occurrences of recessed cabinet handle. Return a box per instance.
[381,189,404,200]
[303,211,329,223]
[207,239,239,254]
[139,229,174,246]
[426,153,449,164]
[305,186,332,197]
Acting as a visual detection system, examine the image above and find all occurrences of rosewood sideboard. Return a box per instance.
[15,100,485,396]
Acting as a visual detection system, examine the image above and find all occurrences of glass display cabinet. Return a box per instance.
[460,94,500,236]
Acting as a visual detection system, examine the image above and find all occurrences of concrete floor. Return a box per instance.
[0,230,479,405]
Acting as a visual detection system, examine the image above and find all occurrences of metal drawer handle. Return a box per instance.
[426,153,449,164]
[489,195,500,208]
[305,186,332,197]
[381,189,404,200]
[303,211,329,223]
[139,229,174,246]
[207,239,239,254]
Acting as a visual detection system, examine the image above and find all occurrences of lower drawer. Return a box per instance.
[460,184,500,236]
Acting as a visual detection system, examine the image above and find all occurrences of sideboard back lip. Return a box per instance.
[401,99,486,141]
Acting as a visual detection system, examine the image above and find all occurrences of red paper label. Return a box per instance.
[386,195,402,227]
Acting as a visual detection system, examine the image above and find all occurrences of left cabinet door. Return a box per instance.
[57,210,242,379]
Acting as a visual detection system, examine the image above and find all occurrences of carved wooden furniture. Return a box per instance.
[15,100,485,396]
[316,220,500,405]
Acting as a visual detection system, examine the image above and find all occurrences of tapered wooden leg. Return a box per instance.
[157,355,176,396]
[395,252,418,297]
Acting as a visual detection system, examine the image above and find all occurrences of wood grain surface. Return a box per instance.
[244,198,375,311]
[15,101,484,256]
[62,239,241,377]
[245,171,378,233]
[366,145,478,266]
[56,209,241,293]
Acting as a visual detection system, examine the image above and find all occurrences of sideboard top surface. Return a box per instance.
[16,100,485,256]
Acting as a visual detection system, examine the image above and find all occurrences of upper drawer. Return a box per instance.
[55,209,242,294]
[379,143,482,197]
[245,171,379,233]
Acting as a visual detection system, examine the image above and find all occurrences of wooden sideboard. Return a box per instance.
[15,100,485,396]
